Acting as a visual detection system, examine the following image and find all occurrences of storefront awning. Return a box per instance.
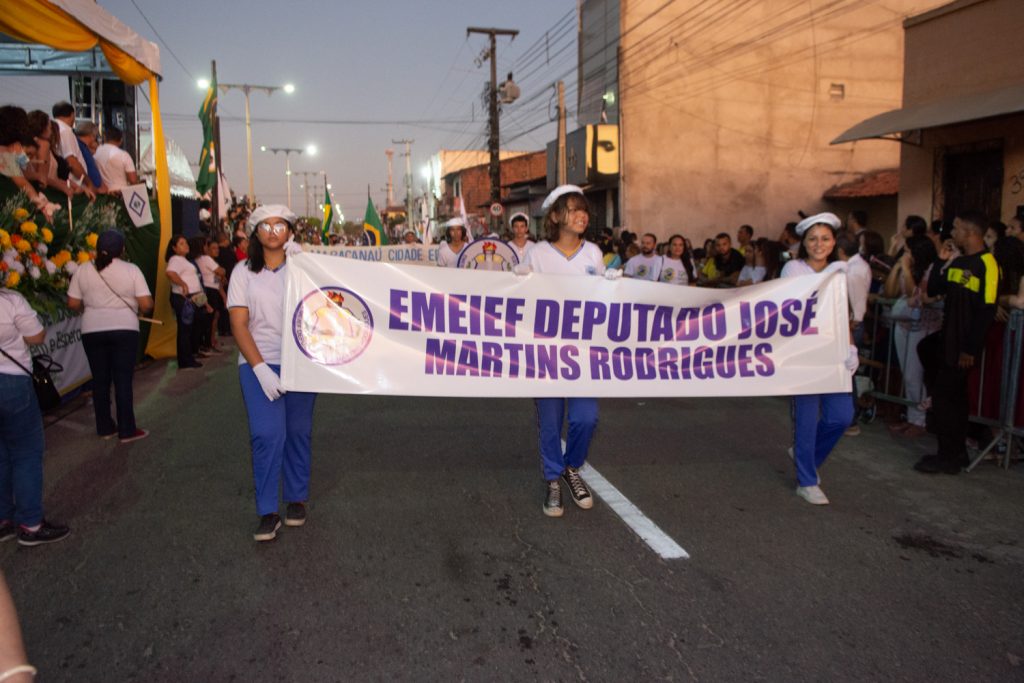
[832,82,1024,144]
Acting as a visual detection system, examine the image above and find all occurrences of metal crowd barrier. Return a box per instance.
[862,299,1022,470]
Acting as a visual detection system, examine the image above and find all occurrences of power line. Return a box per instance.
[128,0,196,82]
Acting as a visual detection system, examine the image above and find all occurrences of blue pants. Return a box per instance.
[82,330,139,438]
[535,398,598,481]
[239,364,316,516]
[792,392,854,487]
[0,374,44,526]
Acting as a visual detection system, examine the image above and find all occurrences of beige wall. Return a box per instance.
[620,0,944,244]
[903,0,1024,105]
[897,0,1024,224]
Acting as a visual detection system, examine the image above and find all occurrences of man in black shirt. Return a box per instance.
[700,232,745,286]
[914,211,999,474]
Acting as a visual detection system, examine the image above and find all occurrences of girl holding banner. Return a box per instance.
[521,185,621,517]
[228,205,317,542]
[781,213,858,505]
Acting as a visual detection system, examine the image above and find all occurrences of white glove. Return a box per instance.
[845,344,859,374]
[252,362,286,401]
[604,268,623,281]
[512,263,532,276]
[284,239,304,257]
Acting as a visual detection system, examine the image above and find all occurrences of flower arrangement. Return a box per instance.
[0,195,97,317]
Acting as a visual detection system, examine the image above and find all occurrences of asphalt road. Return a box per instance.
[4,345,1023,682]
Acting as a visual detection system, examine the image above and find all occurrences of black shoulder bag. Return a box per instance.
[0,346,63,412]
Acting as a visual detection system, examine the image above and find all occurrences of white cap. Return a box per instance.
[444,217,465,228]
[248,204,298,230]
[541,184,584,212]
[794,212,842,237]
[509,212,529,226]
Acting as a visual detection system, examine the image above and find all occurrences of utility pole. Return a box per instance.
[294,170,318,218]
[557,81,567,185]
[393,138,414,231]
[467,26,518,233]
[385,149,395,207]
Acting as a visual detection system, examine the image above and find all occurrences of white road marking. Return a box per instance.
[579,463,690,560]
[562,439,689,559]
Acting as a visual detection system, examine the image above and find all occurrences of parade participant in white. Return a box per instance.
[521,184,619,517]
[659,234,695,285]
[623,233,662,281]
[228,205,318,542]
[508,212,535,263]
[91,125,138,192]
[781,212,858,505]
[437,218,468,268]
[67,230,153,443]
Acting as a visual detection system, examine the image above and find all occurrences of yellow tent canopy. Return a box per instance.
[0,0,175,358]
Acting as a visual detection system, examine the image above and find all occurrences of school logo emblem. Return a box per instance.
[456,238,519,271]
[292,287,373,365]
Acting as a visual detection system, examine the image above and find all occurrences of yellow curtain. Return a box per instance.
[0,0,176,357]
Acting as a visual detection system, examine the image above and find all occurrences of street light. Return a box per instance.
[204,79,296,205]
[260,144,316,210]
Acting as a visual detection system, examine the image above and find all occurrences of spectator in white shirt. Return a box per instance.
[50,101,93,194]
[67,230,153,443]
[164,235,210,370]
[623,233,661,281]
[92,125,138,193]
[192,236,227,353]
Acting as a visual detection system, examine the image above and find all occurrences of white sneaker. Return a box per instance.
[796,485,829,505]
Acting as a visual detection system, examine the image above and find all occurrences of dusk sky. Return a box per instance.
[1,0,578,219]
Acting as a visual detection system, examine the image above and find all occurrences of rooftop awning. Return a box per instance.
[823,169,899,199]
[832,82,1024,144]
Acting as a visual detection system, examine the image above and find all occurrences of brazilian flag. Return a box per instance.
[363,196,387,245]
[322,187,333,243]
[196,75,217,195]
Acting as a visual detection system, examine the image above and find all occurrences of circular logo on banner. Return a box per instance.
[292,287,374,365]
[456,238,519,272]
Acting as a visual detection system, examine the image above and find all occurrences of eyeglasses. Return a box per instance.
[257,221,289,235]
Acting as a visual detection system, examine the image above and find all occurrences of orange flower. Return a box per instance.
[4,272,19,288]
[76,250,92,264]
[29,252,42,266]
[13,208,29,220]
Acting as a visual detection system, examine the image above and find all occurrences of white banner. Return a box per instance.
[120,183,153,227]
[30,311,91,394]
[305,243,440,267]
[281,254,851,398]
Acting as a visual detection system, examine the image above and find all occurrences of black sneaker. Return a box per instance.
[543,481,564,518]
[17,520,70,547]
[0,521,15,543]
[284,502,306,527]
[562,467,594,509]
[253,513,281,542]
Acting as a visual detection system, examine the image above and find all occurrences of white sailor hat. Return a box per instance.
[509,212,530,225]
[794,212,842,237]
[541,184,585,212]
[444,217,465,228]
[248,204,299,230]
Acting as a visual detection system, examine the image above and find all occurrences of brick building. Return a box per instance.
[441,151,548,219]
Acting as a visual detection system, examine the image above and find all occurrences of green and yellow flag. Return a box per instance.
[196,75,217,195]
[322,187,333,243]
[363,195,387,245]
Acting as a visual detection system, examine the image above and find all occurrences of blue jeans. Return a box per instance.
[82,330,139,438]
[0,373,44,526]
[792,393,854,487]
[239,364,317,516]
[535,398,599,481]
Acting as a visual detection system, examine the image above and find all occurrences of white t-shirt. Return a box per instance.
[0,291,43,376]
[437,242,466,268]
[509,239,535,264]
[658,257,690,285]
[226,261,287,366]
[738,265,766,284]
[55,119,84,167]
[846,253,871,323]
[196,255,221,289]
[781,259,848,279]
[93,143,136,191]
[523,240,605,277]
[166,255,202,295]
[67,260,151,334]
[623,253,661,281]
